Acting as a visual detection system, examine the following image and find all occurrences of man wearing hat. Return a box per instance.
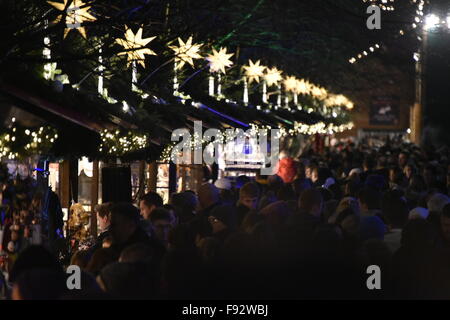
[208,204,236,244]
[214,178,236,205]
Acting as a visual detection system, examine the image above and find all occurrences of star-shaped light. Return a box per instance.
[169,36,203,70]
[264,67,283,87]
[115,26,157,68]
[325,94,354,109]
[243,60,266,84]
[47,0,96,38]
[283,76,298,92]
[206,47,234,74]
[311,86,328,99]
[295,79,312,95]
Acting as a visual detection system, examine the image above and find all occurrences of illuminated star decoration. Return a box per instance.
[169,36,203,70]
[295,79,312,95]
[325,94,354,110]
[243,60,266,84]
[311,86,328,99]
[264,67,283,87]
[47,0,96,38]
[115,26,157,68]
[284,76,298,92]
[206,47,234,74]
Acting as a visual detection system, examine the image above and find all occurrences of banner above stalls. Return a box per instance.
[370,97,400,126]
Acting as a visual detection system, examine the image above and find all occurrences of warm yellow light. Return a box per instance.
[295,79,312,95]
[311,86,328,99]
[115,26,157,68]
[47,0,96,38]
[324,94,354,110]
[169,36,203,70]
[283,76,298,92]
[264,67,283,87]
[243,60,266,84]
[206,47,234,74]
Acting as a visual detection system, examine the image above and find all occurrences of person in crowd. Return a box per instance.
[360,157,377,183]
[423,165,447,193]
[358,186,383,220]
[335,207,360,239]
[139,191,163,220]
[236,182,260,227]
[87,203,112,256]
[305,163,317,182]
[196,183,221,218]
[426,193,450,228]
[390,219,450,299]
[382,190,409,253]
[259,201,293,233]
[234,175,251,191]
[214,178,235,205]
[292,177,313,199]
[398,151,409,170]
[8,245,64,288]
[208,204,236,244]
[1,137,450,300]
[170,191,197,224]
[389,166,407,190]
[277,157,297,184]
[70,250,90,270]
[97,262,156,299]
[403,163,417,181]
[149,208,173,248]
[282,188,324,259]
[405,174,428,208]
[11,268,67,300]
[109,203,165,261]
[162,204,178,228]
[359,215,386,242]
[343,178,362,198]
[85,248,118,277]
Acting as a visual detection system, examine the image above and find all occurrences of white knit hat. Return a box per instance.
[214,178,232,190]
[348,168,362,177]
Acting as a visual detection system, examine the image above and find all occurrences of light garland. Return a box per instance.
[362,0,395,11]
[350,0,424,64]
[159,121,354,162]
[412,0,425,29]
[0,120,58,160]
[324,94,354,110]
[349,43,381,64]
[99,129,148,156]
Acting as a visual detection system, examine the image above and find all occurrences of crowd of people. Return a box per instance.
[1,139,450,300]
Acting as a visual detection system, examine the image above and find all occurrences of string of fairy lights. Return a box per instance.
[349,44,381,64]
[0,118,59,160]
[99,130,149,156]
[158,121,355,162]
[362,0,396,12]
[350,0,425,64]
